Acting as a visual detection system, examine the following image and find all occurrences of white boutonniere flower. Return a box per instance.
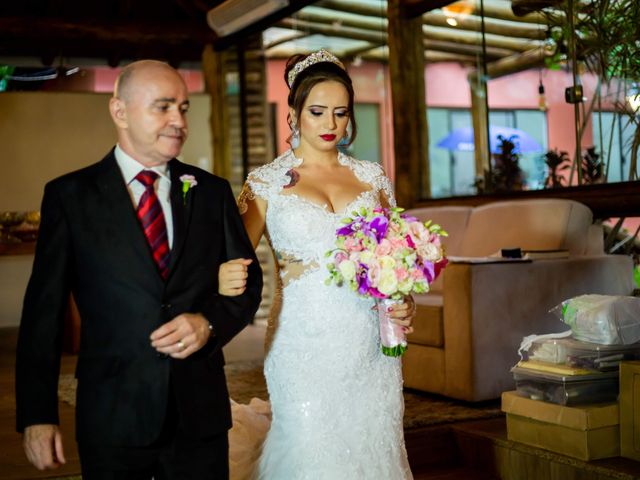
[179,174,198,205]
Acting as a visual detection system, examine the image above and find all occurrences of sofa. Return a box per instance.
[402,199,635,401]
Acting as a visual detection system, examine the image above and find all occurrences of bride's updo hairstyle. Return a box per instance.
[284,49,358,146]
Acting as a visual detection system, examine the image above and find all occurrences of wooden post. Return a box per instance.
[470,78,490,186]
[387,1,430,205]
[202,44,231,179]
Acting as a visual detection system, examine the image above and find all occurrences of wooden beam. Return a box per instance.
[388,1,430,204]
[264,31,310,50]
[301,6,546,41]
[424,38,513,59]
[467,45,551,80]
[423,24,542,52]
[316,0,552,24]
[470,76,491,184]
[452,0,551,24]
[356,46,480,64]
[402,0,459,18]
[202,44,231,179]
[423,12,546,39]
[275,18,387,44]
[293,8,386,32]
[315,0,386,17]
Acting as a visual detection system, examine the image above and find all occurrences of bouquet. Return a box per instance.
[325,206,448,356]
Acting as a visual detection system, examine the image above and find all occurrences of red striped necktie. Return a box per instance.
[135,170,170,280]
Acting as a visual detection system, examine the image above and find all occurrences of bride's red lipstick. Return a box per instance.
[320,134,336,141]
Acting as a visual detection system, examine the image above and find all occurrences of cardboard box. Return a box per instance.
[620,361,640,460]
[501,390,619,461]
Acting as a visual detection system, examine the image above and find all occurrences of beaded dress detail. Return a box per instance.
[237,149,412,479]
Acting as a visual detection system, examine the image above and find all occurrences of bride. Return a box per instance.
[219,49,415,479]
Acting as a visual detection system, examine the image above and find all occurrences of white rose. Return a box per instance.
[338,260,357,281]
[377,269,399,296]
[398,279,414,295]
[418,243,442,262]
[359,250,375,264]
[379,255,396,270]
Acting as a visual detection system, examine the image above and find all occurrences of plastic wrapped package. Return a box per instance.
[551,294,640,345]
[512,365,619,405]
[527,337,640,371]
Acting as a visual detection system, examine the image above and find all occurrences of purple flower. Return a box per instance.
[421,261,435,283]
[401,214,418,223]
[405,234,416,249]
[368,215,389,242]
[337,216,365,237]
[357,264,370,295]
[368,287,386,299]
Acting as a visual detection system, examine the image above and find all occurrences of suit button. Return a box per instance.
[161,303,172,310]
[156,352,169,359]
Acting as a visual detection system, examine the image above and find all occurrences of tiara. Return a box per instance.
[287,49,346,88]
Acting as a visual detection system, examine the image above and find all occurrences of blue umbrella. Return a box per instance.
[436,126,543,154]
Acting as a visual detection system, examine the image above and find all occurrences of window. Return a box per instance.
[427,108,548,197]
[343,103,381,164]
[592,111,635,182]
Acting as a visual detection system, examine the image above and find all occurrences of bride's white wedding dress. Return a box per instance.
[230,149,413,479]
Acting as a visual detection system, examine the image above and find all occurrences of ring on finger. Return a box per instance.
[177,340,185,351]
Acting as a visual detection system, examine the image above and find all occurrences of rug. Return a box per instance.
[58,360,502,429]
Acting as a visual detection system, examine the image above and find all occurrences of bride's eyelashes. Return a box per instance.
[307,107,349,118]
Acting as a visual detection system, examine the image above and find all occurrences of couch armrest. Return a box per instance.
[442,255,634,401]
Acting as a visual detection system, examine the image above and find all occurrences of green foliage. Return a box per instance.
[489,135,525,192]
[543,149,571,188]
[0,65,15,92]
[544,0,640,84]
[581,146,604,184]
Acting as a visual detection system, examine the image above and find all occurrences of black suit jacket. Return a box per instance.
[15,149,262,446]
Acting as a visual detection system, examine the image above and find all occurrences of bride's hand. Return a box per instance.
[218,258,253,296]
[387,296,416,335]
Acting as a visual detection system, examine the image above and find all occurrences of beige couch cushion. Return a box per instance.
[458,199,592,257]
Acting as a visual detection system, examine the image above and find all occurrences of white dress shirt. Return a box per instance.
[114,145,174,248]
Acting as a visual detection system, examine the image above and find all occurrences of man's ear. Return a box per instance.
[109,97,128,129]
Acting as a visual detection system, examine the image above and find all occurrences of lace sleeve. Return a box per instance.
[378,173,397,208]
[237,172,270,215]
[237,183,256,215]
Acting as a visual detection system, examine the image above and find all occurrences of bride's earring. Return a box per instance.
[291,123,300,149]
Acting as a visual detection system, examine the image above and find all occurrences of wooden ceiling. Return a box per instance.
[0,0,550,68]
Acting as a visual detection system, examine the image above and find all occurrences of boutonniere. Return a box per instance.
[179,174,198,205]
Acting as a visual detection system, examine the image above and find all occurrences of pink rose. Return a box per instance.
[375,238,392,256]
[410,269,425,281]
[335,252,348,264]
[395,268,409,282]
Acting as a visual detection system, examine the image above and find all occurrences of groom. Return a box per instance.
[15,60,262,479]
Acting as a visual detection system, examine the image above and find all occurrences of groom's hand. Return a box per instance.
[23,424,66,470]
[150,313,212,359]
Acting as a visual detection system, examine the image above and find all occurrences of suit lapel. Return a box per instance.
[167,159,194,277]
[95,151,162,280]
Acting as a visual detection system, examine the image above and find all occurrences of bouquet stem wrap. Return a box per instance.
[377,298,407,357]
